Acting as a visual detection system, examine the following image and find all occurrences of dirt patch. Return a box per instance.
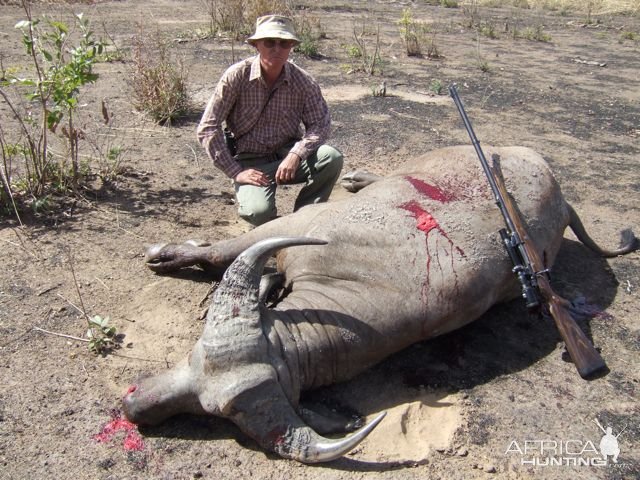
[1,1,639,479]
[342,378,462,464]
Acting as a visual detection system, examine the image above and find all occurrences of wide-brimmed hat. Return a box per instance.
[246,15,300,45]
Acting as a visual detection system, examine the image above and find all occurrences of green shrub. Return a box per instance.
[522,25,552,42]
[1,5,103,219]
[429,79,444,95]
[294,14,325,58]
[620,31,637,41]
[398,8,423,56]
[479,22,498,38]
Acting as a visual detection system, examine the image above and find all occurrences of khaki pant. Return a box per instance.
[234,144,343,226]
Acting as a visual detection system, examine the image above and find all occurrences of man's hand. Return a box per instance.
[275,152,301,184]
[235,168,270,186]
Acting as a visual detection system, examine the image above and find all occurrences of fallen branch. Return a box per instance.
[118,225,143,239]
[57,292,87,318]
[573,57,607,67]
[111,352,169,363]
[33,326,88,343]
[389,108,420,121]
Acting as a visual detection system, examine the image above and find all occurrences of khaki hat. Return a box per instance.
[247,15,300,45]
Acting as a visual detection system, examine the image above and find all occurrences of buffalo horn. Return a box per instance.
[207,237,327,327]
[229,378,386,463]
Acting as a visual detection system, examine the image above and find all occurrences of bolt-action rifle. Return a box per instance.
[449,84,606,378]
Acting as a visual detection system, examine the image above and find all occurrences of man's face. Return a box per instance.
[255,38,294,72]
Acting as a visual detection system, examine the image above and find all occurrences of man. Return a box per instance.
[197,15,343,226]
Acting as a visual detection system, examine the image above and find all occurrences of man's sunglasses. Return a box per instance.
[261,38,295,49]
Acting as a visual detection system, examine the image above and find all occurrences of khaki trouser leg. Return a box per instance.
[234,145,343,226]
[293,145,343,211]
[234,157,279,227]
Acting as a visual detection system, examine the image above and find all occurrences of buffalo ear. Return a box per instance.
[196,364,277,417]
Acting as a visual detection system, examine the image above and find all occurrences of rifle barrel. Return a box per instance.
[448,85,518,236]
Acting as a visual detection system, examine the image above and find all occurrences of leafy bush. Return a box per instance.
[87,315,118,354]
[398,8,423,56]
[294,13,325,58]
[521,25,552,42]
[620,30,637,41]
[430,79,444,95]
[1,5,103,218]
[397,8,443,59]
[479,22,498,38]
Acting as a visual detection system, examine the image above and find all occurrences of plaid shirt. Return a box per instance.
[197,56,331,179]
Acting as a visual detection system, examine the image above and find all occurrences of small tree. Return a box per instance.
[11,5,103,191]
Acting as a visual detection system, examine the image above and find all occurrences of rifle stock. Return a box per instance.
[543,281,607,378]
[490,163,606,378]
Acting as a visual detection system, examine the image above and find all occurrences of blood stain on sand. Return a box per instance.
[94,411,145,451]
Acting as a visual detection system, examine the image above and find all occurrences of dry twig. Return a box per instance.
[33,326,88,343]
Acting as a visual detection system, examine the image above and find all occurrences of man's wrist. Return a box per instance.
[288,149,304,162]
[227,165,243,180]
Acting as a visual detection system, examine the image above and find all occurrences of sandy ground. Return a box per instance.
[0,1,638,479]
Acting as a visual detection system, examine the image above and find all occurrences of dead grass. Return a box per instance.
[473,0,640,15]
[130,26,190,124]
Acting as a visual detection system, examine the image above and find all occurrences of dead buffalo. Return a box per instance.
[122,145,637,463]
